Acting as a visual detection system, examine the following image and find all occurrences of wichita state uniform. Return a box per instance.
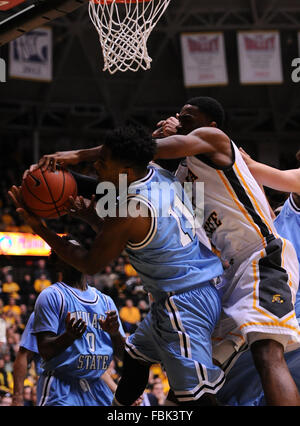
[176,141,300,366]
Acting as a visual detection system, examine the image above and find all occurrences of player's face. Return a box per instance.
[94,146,124,186]
[177,104,213,135]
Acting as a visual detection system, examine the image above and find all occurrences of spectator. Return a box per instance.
[0,312,7,355]
[1,208,15,230]
[124,261,138,278]
[115,256,125,274]
[119,298,141,334]
[33,274,51,294]
[2,274,20,302]
[142,381,166,406]
[23,386,35,407]
[0,356,13,394]
[137,299,149,321]
[33,259,50,280]
[19,274,35,306]
[3,297,21,319]
[0,391,12,406]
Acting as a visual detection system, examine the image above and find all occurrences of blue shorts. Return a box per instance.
[37,372,113,406]
[126,282,225,402]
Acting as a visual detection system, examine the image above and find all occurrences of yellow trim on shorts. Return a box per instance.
[239,253,300,335]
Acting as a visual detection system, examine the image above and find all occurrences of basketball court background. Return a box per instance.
[0,0,299,173]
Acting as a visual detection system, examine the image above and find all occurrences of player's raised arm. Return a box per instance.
[240,148,300,193]
[24,145,104,178]
[154,127,228,160]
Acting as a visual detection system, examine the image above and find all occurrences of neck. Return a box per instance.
[127,167,149,186]
[64,276,87,291]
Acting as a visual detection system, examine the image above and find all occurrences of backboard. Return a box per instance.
[0,0,87,47]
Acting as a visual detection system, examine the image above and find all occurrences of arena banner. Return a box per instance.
[237,30,283,84]
[9,27,52,81]
[0,0,26,10]
[180,32,228,87]
[0,232,63,256]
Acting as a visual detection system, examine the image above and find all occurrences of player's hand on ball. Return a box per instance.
[8,185,43,231]
[38,150,81,171]
[65,312,87,340]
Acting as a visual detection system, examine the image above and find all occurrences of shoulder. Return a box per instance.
[35,284,64,309]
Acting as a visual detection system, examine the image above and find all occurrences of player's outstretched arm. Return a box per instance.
[154,127,228,160]
[24,145,103,177]
[9,185,150,276]
[12,348,34,406]
[240,148,300,193]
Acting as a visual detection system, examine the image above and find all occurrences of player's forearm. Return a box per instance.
[12,355,29,405]
[109,332,125,361]
[33,224,96,274]
[101,370,117,393]
[38,333,76,361]
[77,145,103,163]
[246,161,300,193]
[154,136,191,160]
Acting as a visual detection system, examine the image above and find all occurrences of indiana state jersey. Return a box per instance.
[177,141,277,263]
[33,282,124,381]
[124,165,223,302]
[275,194,300,315]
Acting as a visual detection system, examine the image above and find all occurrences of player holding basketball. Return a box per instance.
[10,126,225,406]
[149,97,300,406]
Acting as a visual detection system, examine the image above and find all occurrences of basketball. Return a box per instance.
[21,168,78,219]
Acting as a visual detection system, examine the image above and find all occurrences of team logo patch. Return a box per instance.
[272,294,284,304]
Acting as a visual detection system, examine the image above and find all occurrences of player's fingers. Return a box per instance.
[9,186,22,206]
[156,120,165,127]
[79,196,86,209]
[8,190,19,207]
[89,195,96,209]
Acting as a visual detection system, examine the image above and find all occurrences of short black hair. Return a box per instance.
[186,96,225,128]
[103,126,156,171]
[49,235,83,285]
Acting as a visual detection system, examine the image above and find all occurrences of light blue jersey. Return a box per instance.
[121,166,226,403]
[33,282,124,406]
[125,165,224,301]
[20,312,43,376]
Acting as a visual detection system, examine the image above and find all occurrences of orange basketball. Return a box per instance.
[21,168,78,219]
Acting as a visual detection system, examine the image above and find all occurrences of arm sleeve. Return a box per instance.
[33,287,64,335]
[20,313,39,354]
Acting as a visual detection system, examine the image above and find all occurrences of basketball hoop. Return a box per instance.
[88,0,171,74]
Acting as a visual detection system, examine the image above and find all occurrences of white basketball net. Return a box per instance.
[88,0,171,74]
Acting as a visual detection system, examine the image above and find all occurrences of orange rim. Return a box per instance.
[91,0,151,4]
